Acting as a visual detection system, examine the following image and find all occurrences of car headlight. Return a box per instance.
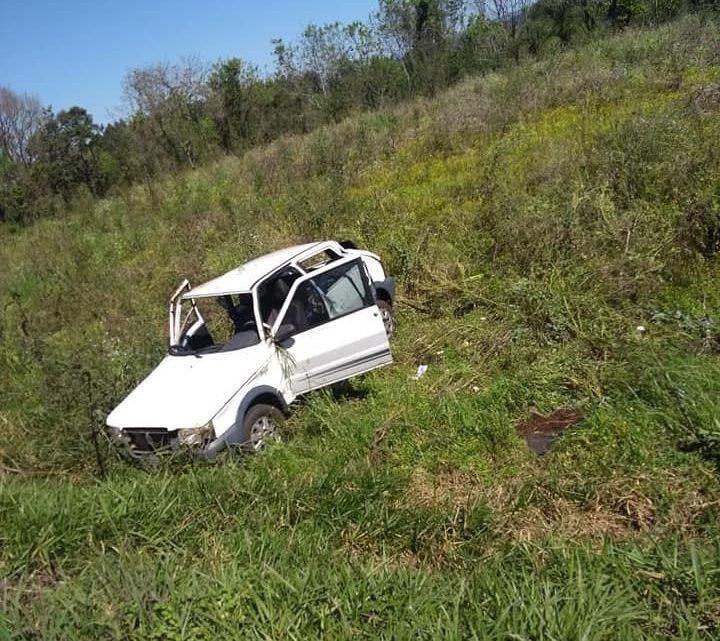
[177,422,215,447]
[106,426,130,446]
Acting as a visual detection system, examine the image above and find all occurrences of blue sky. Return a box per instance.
[0,0,378,124]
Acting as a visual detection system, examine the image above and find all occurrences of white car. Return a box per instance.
[106,241,395,459]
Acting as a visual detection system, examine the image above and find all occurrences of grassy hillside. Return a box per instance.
[2,14,720,640]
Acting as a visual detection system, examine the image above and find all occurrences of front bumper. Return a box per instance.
[107,427,180,459]
[107,419,217,459]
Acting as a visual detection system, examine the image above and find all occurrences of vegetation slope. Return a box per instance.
[1,14,720,640]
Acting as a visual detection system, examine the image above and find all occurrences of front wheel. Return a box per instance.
[240,404,285,453]
[377,300,394,339]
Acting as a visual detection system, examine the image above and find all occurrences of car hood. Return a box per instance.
[107,344,271,430]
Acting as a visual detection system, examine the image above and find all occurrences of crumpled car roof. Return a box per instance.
[182,242,322,298]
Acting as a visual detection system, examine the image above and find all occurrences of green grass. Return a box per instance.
[2,14,720,640]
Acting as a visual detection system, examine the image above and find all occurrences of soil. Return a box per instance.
[516,407,584,455]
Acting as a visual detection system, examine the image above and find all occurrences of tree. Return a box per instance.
[297,23,352,97]
[97,119,138,188]
[0,86,45,167]
[457,11,511,73]
[374,0,476,93]
[271,23,354,123]
[32,107,105,201]
[122,59,217,169]
[522,0,588,51]
[207,58,263,152]
[487,0,532,61]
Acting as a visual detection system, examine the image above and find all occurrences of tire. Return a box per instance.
[240,404,285,453]
[377,299,394,339]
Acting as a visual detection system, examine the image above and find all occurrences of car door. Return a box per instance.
[272,257,392,394]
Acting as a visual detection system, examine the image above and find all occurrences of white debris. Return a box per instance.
[413,364,428,380]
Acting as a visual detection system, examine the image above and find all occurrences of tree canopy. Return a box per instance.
[1,0,713,223]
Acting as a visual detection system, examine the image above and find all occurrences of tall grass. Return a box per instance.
[1,14,719,639]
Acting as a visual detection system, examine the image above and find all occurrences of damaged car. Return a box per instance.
[106,241,395,459]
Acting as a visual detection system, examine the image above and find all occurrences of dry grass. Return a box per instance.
[404,468,719,544]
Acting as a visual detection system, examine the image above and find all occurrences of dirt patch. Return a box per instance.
[503,481,655,542]
[343,470,720,568]
[516,407,584,455]
[404,469,484,508]
[658,479,720,536]
[504,498,633,541]
[692,84,720,112]
[403,469,719,544]
[403,469,637,543]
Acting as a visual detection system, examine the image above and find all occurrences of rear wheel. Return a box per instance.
[377,299,394,339]
[241,404,285,453]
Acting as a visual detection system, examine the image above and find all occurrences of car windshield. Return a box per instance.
[171,293,260,355]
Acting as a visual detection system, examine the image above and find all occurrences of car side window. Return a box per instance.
[280,261,372,334]
[315,261,371,318]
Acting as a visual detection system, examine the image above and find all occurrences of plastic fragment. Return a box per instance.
[413,365,428,380]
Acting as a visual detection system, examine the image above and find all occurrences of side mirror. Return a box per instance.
[274,323,296,343]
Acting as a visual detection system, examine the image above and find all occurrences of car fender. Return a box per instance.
[201,384,290,459]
